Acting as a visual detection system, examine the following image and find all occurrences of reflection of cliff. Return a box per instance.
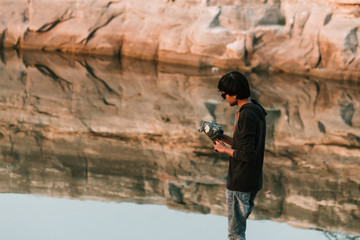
[0,50,359,236]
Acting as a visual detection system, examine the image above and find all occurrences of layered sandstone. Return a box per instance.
[0,50,359,235]
[0,0,359,80]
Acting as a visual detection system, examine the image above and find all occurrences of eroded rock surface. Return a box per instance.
[0,50,359,235]
[0,0,359,80]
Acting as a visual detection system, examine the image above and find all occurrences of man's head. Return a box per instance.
[217,71,250,100]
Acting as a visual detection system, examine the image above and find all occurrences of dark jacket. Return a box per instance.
[227,99,267,192]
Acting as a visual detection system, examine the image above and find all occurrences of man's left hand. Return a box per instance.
[214,140,235,157]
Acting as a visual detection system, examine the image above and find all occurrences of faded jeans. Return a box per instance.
[226,189,257,240]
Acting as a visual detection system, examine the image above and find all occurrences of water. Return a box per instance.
[0,49,359,239]
[0,194,340,240]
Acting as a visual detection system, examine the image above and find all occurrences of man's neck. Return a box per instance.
[237,98,251,109]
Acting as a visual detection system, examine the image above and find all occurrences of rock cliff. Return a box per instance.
[0,0,359,80]
[0,50,359,235]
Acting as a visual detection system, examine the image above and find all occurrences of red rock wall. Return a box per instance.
[0,0,359,80]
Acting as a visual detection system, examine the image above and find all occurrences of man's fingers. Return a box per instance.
[215,140,223,146]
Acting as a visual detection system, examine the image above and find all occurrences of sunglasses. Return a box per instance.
[220,92,227,99]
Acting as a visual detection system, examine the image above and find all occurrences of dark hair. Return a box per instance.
[217,71,250,99]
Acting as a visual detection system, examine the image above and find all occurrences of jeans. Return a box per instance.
[226,189,257,240]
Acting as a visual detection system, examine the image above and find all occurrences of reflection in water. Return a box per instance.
[0,49,359,238]
[0,193,339,240]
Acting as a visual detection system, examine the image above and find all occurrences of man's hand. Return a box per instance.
[214,140,227,153]
[214,140,235,157]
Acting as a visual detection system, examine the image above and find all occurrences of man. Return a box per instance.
[214,71,267,240]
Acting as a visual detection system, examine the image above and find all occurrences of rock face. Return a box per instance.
[0,0,359,81]
[0,50,359,235]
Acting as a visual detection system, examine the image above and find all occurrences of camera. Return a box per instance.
[198,121,224,142]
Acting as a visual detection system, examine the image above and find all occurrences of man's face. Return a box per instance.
[221,92,238,106]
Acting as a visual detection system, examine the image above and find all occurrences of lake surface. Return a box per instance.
[0,194,350,240]
[0,49,359,239]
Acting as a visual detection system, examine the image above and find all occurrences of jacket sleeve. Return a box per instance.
[232,111,257,163]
